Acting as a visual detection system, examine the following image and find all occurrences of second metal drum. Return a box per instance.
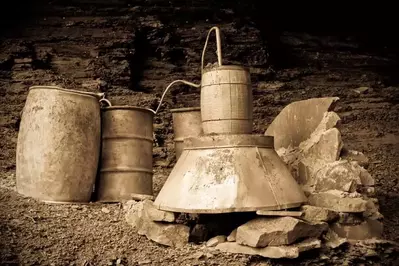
[171,107,203,160]
[97,106,154,202]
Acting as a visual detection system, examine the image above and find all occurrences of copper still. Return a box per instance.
[154,27,306,213]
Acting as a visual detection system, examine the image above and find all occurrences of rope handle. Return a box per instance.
[152,79,200,114]
[201,26,223,75]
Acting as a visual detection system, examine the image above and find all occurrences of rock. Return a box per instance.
[190,224,209,243]
[302,127,343,163]
[125,200,189,247]
[101,207,110,214]
[256,210,302,217]
[227,229,237,242]
[314,160,363,193]
[138,220,190,247]
[323,229,348,249]
[308,190,367,213]
[340,149,370,168]
[353,87,370,94]
[130,193,154,201]
[143,200,175,222]
[300,205,338,223]
[236,217,328,248]
[206,235,227,247]
[331,219,383,240]
[265,97,340,149]
[125,201,145,229]
[363,199,383,220]
[358,167,375,186]
[215,238,321,259]
[338,213,364,225]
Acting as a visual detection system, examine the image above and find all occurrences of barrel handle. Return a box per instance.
[152,79,200,114]
[99,98,112,107]
[201,26,223,75]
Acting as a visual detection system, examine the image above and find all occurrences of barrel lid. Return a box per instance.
[202,65,250,73]
[29,86,103,98]
[183,134,274,149]
[102,105,155,114]
[170,107,201,113]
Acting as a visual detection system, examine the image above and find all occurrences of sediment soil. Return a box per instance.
[1,1,399,265]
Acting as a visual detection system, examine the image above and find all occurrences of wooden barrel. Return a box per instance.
[201,65,253,134]
[171,107,203,159]
[199,26,253,134]
[97,106,154,202]
[16,86,102,203]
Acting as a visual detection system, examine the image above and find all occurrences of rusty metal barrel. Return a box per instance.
[16,86,102,203]
[200,27,253,134]
[97,106,154,202]
[171,107,203,159]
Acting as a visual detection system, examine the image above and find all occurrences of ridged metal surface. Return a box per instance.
[97,106,154,202]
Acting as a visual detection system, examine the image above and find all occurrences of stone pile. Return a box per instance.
[125,199,332,258]
[266,97,383,240]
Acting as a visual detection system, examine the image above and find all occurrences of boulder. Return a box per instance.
[138,220,190,247]
[265,97,339,150]
[236,217,328,248]
[216,238,321,259]
[125,200,189,247]
[308,190,367,213]
[313,160,363,193]
[323,229,348,249]
[143,200,175,222]
[302,128,343,163]
[300,205,338,223]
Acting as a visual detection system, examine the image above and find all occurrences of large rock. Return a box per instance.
[331,219,383,240]
[138,220,190,247]
[143,200,175,222]
[300,205,338,223]
[313,160,363,193]
[323,229,348,249]
[125,200,189,247]
[216,238,321,259]
[236,217,328,248]
[265,97,339,150]
[308,190,367,213]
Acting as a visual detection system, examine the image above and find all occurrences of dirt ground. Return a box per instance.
[1,1,399,265]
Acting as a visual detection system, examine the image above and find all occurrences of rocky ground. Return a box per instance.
[1,0,399,265]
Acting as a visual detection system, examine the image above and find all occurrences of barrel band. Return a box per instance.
[102,135,153,142]
[100,167,154,174]
[201,82,251,88]
[183,144,273,150]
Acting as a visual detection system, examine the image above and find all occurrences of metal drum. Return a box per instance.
[16,86,102,203]
[171,107,203,160]
[97,106,154,202]
[200,27,253,134]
